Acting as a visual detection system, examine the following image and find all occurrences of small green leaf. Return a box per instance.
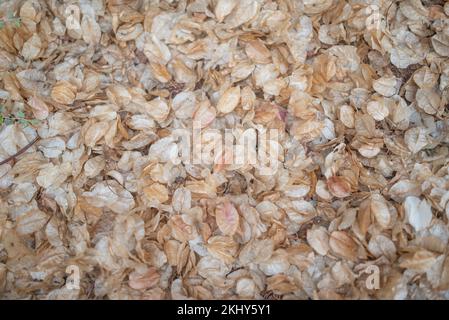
[16,111,25,118]
[0,114,4,125]
[29,119,40,126]
[18,119,28,127]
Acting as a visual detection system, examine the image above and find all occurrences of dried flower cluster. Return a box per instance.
[1,0,449,300]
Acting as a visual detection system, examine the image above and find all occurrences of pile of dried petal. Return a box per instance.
[1,0,449,300]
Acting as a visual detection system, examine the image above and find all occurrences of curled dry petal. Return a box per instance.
[327,176,351,198]
[239,239,274,265]
[28,96,49,120]
[307,226,329,255]
[339,105,355,128]
[193,101,216,128]
[399,249,437,272]
[370,193,391,229]
[82,181,135,214]
[245,40,271,64]
[206,236,238,264]
[404,127,429,154]
[216,86,240,114]
[215,200,239,236]
[145,98,170,122]
[143,183,169,204]
[51,81,77,105]
[329,231,358,261]
[368,235,397,261]
[128,267,160,290]
[81,15,101,45]
[416,88,441,115]
[404,196,432,231]
[21,34,42,61]
[367,100,389,121]
[116,23,143,42]
[373,76,399,97]
[215,0,237,22]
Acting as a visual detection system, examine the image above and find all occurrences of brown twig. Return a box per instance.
[0,136,40,166]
